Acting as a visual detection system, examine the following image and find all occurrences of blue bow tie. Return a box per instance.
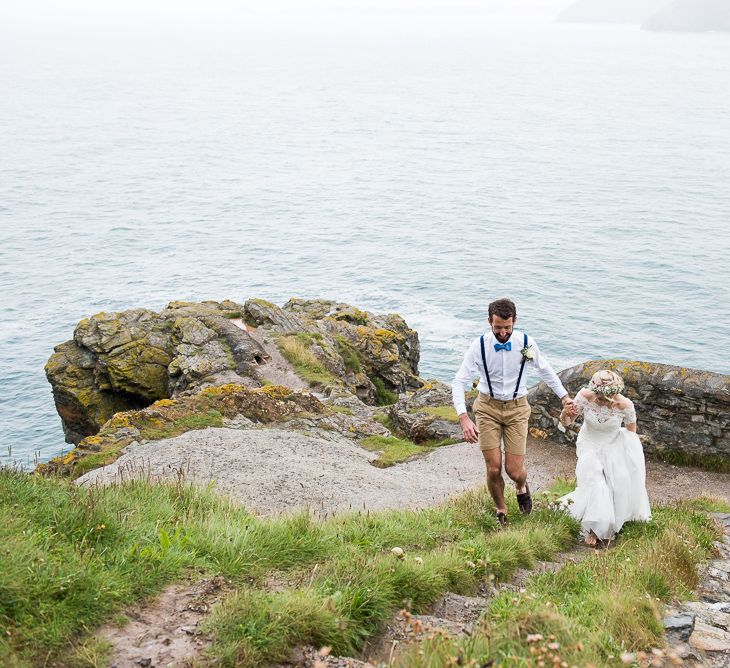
[494,341,512,352]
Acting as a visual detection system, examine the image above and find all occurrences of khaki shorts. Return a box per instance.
[473,392,532,455]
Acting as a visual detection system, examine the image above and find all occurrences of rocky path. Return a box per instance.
[291,516,730,668]
[660,513,730,667]
[283,543,597,668]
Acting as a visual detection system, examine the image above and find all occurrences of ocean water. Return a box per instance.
[1,14,729,468]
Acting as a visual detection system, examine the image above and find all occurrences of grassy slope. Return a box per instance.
[0,469,726,667]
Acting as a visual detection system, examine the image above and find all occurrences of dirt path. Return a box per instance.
[98,576,226,668]
[77,431,730,514]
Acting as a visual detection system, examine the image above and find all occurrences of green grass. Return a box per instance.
[371,376,398,406]
[329,405,354,415]
[654,449,730,474]
[360,435,427,467]
[0,469,328,666]
[4,467,726,668]
[394,497,729,667]
[275,334,335,387]
[372,411,396,429]
[411,405,460,423]
[203,492,579,667]
[335,335,362,374]
[0,472,576,667]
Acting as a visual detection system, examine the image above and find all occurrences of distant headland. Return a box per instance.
[557,0,730,32]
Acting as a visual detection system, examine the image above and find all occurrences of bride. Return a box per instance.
[558,370,651,546]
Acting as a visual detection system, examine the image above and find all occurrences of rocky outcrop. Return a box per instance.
[45,301,268,443]
[46,298,422,445]
[37,384,389,478]
[387,382,470,445]
[527,360,730,466]
[246,298,423,403]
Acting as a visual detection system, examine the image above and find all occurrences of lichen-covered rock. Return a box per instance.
[44,340,145,444]
[282,298,423,398]
[37,384,327,477]
[527,359,730,465]
[38,383,391,478]
[243,298,305,333]
[46,301,270,443]
[46,298,426,446]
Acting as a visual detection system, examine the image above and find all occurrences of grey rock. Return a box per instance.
[665,613,696,642]
[681,603,730,631]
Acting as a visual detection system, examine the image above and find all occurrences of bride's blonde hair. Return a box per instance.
[587,369,624,400]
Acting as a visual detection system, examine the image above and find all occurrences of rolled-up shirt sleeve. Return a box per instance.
[452,340,479,416]
[529,338,567,399]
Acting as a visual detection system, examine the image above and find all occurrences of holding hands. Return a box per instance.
[560,395,580,425]
[459,395,577,442]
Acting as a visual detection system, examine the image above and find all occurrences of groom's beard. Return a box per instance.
[494,332,511,343]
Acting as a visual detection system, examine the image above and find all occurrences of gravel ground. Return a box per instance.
[75,427,730,516]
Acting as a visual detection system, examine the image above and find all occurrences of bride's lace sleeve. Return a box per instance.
[623,402,637,425]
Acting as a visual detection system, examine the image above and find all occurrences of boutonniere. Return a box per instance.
[521,345,535,361]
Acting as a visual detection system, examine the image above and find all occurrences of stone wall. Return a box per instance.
[528,360,730,464]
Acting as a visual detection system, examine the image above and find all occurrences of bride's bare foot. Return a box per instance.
[584,532,598,547]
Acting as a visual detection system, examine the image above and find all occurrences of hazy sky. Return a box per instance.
[3,0,575,31]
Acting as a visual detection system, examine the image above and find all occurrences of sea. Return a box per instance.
[1,9,729,468]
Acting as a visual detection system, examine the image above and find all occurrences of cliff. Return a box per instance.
[45,298,422,446]
[43,299,730,477]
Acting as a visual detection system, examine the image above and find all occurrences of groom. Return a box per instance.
[452,298,572,525]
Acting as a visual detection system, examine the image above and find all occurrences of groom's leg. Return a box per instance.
[504,453,527,491]
[475,395,507,512]
[503,397,531,493]
[481,447,506,512]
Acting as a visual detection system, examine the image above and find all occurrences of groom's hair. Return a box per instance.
[488,298,516,321]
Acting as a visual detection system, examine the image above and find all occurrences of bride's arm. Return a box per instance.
[621,399,637,432]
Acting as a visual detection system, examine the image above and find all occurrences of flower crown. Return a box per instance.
[587,370,624,397]
[589,383,621,396]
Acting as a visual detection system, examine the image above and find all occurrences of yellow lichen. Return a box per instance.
[257,385,293,400]
[153,398,175,407]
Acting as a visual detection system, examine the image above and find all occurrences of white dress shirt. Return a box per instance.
[451,329,567,416]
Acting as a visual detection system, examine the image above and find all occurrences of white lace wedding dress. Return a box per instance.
[560,391,651,540]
